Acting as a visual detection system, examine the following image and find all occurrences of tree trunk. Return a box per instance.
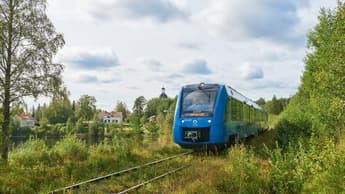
[1,89,10,161]
[1,0,13,162]
[1,55,11,161]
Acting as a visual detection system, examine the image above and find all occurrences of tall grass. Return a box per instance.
[216,145,269,194]
[0,134,182,193]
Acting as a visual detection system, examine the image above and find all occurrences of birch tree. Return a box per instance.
[0,0,64,161]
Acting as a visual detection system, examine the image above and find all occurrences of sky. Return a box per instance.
[35,0,337,111]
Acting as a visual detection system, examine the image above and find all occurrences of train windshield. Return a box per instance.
[181,85,219,117]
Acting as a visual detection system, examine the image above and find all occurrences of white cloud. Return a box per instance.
[182,59,212,74]
[76,74,98,83]
[178,42,202,50]
[57,47,119,70]
[86,0,189,23]
[141,58,165,72]
[240,63,264,80]
[198,0,308,45]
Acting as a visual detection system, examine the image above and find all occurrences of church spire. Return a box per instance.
[159,87,168,98]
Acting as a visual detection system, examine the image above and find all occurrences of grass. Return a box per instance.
[267,114,280,129]
[0,134,184,193]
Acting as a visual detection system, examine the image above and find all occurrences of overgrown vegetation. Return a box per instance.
[211,3,345,193]
[0,135,181,193]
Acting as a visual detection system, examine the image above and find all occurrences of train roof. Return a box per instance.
[183,83,220,89]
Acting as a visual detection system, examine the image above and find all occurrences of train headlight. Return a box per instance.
[181,120,185,124]
[208,119,212,124]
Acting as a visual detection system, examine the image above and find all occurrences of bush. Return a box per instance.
[274,98,313,150]
[216,145,268,193]
[275,117,312,150]
[268,138,345,193]
[268,144,305,194]
[10,138,50,167]
[52,135,88,162]
[144,121,160,136]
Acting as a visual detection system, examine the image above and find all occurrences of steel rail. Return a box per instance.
[117,164,191,194]
[49,151,193,193]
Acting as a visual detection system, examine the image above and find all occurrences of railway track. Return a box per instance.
[49,151,193,193]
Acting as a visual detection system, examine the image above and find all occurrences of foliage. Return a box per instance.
[261,95,289,115]
[144,97,173,118]
[75,118,88,133]
[144,121,160,135]
[299,2,345,135]
[42,95,72,124]
[88,115,104,137]
[75,95,97,121]
[268,138,345,193]
[128,112,143,132]
[274,97,313,149]
[255,96,288,115]
[273,3,345,147]
[52,135,88,162]
[0,134,184,193]
[114,101,130,121]
[65,117,76,134]
[216,145,268,193]
[132,96,146,115]
[255,97,266,107]
[165,98,177,130]
[9,138,49,167]
[0,0,65,161]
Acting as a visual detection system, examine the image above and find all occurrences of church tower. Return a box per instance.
[159,87,168,98]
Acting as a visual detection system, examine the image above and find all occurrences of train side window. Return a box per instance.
[231,99,238,121]
[243,104,248,123]
[239,101,243,121]
[231,99,245,121]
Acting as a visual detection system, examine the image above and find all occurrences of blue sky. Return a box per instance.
[39,0,337,111]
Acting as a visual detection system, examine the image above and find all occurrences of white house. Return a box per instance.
[15,113,36,128]
[98,111,123,124]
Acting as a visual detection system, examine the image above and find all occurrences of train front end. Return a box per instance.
[173,83,227,149]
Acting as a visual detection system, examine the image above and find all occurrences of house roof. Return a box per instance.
[98,111,123,118]
[16,113,35,121]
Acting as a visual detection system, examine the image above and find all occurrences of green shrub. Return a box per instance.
[275,117,312,150]
[111,135,131,159]
[87,135,134,173]
[52,135,88,162]
[303,139,345,193]
[268,144,305,194]
[10,138,49,167]
[216,145,268,193]
[274,99,314,150]
[144,121,160,136]
[268,138,345,193]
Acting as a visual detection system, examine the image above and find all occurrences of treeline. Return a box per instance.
[256,96,290,115]
[128,96,176,135]
[10,93,177,138]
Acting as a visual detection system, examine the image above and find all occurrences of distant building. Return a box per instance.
[159,87,168,98]
[148,115,156,122]
[15,113,36,128]
[98,111,123,124]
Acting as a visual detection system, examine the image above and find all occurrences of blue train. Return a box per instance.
[173,83,268,149]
